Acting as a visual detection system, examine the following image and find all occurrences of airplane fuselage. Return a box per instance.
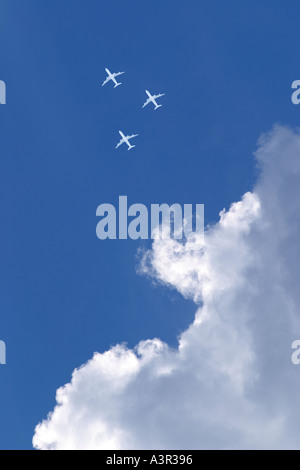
[146,90,155,103]
[119,131,134,150]
[145,90,161,109]
[105,68,122,87]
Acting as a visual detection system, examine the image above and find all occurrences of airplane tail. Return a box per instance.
[114,82,122,88]
[128,145,135,151]
[155,105,162,110]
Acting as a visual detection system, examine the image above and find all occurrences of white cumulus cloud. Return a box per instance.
[33,125,300,450]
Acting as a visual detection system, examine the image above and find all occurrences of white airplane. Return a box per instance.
[102,68,125,88]
[115,131,138,151]
[142,90,165,110]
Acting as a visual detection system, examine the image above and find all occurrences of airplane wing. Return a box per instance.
[113,72,125,78]
[153,93,165,100]
[127,134,138,140]
[115,138,125,149]
[142,98,152,108]
[102,76,111,86]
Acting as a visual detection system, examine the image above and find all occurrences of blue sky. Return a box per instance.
[0,0,300,450]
